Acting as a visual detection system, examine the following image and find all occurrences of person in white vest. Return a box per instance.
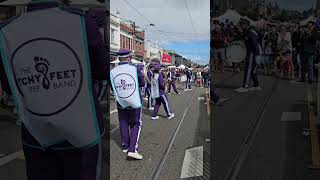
[149,60,175,120]
[0,1,108,179]
[110,49,145,160]
[167,67,180,95]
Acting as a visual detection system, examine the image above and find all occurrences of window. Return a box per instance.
[122,35,125,48]
[111,28,115,44]
[129,38,131,50]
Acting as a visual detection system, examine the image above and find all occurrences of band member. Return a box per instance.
[236,18,262,93]
[0,1,107,179]
[146,68,154,110]
[150,61,175,120]
[167,68,180,95]
[298,21,319,84]
[110,50,145,160]
[185,67,192,90]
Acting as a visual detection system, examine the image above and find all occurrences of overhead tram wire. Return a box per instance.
[184,0,197,36]
[120,0,175,43]
[184,0,206,63]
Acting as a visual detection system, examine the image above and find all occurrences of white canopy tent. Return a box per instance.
[214,9,242,24]
[130,59,143,64]
[178,64,186,69]
[167,65,176,69]
[243,16,256,26]
[300,15,316,26]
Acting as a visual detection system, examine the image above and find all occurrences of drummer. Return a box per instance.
[235,18,262,93]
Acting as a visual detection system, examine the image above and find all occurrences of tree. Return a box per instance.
[278,10,289,22]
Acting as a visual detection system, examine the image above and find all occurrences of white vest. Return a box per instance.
[110,64,142,108]
[151,73,160,99]
[0,8,100,148]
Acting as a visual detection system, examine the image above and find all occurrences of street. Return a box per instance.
[212,70,320,180]
[109,82,210,180]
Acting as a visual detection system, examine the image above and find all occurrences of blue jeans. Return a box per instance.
[301,53,314,83]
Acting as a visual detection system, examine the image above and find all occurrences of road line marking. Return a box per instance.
[0,150,24,166]
[280,112,301,122]
[308,84,320,168]
[110,109,118,114]
[180,146,203,179]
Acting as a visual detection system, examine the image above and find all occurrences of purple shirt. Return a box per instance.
[0,2,108,149]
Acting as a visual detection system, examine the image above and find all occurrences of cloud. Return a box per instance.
[111,0,210,64]
[111,0,210,42]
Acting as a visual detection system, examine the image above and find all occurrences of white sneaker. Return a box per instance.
[151,116,159,120]
[184,89,189,91]
[149,107,154,111]
[143,97,148,101]
[168,93,171,95]
[235,87,249,93]
[249,86,262,91]
[127,152,143,160]
[167,113,175,119]
[123,149,128,153]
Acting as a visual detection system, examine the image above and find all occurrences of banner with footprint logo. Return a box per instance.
[0,8,101,148]
[110,64,142,109]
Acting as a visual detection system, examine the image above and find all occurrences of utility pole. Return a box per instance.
[131,21,136,60]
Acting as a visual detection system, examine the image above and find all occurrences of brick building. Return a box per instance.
[119,22,145,61]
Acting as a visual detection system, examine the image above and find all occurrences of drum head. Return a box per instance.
[226,41,247,63]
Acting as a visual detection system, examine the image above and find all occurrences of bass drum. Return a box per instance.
[226,41,247,63]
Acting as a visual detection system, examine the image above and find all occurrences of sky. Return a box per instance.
[266,0,314,12]
[110,0,210,65]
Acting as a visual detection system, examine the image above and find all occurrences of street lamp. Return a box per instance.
[142,23,155,32]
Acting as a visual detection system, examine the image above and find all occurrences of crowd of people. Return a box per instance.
[211,17,320,85]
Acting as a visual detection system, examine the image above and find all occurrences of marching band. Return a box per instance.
[110,49,211,160]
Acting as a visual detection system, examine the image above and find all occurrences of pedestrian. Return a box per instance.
[110,49,145,160]
[235,18,262,93]
[167,68,180,95]
[297,21,319,84]
[212,24,227,72]
[150,60,175,120]
[0,1,108,179]
[185,67,192,90]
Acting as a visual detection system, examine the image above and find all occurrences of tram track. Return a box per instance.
[109,72,237,180]
[223,78,279,180]
[149,72,237,180]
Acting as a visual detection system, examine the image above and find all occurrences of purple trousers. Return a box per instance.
[152,95,172,117]
[118,108,142,153]
[23,143,102,180]
[168,81,179,94]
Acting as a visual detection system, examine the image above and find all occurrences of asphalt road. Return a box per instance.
[212,70,320,180]
[109,82,211,180]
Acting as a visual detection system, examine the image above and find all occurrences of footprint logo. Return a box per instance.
[34,56,50,90]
